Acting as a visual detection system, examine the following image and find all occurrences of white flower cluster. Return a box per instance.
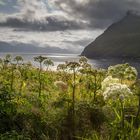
[108,64,138,81]
[125,67,138,80]
[102,76,120,91]
[102,76,133,101]
[54,81,68,91]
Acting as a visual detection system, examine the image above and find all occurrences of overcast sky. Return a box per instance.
[0,0,140,53]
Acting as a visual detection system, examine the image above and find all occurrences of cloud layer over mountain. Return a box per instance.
[1,0,140,30]
[53,0,140,29]
[0,0,140,31]
[0,0,140,53]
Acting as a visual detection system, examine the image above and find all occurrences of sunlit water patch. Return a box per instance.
[0,53,140,75]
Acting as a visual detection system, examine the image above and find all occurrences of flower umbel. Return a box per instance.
[54,81,68,92]
[102,76,120,91]
[102,83,133,101]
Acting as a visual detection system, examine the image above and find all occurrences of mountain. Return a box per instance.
[0,41,72,54]
[81,12,140,58]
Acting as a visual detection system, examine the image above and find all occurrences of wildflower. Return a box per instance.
[125,67,138,80]
[102,76,120,91]
[79,56,88,65]
[57,64,67,71]
[66,61,80,70]
[54,81,68,92]
[102,83,133,101]
[108,64,138,81]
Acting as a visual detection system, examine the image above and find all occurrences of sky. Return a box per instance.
[0,0,140,53]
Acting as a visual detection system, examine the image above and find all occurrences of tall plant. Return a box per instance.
[3,54,12,69]
[44,58,54,71]
[34,55,47,97]
[10,63,16,91]
[66,61,80,139]
[14,56,23,68]
[132,80,140,127]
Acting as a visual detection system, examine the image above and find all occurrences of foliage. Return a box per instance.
[0,54,139,140]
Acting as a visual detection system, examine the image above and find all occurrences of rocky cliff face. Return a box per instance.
[81,13,140,58]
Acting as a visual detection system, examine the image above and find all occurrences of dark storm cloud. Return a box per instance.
[54,0,140,29]
[1,0,140,31]
[0,0,87,31]
[0,15,86,31]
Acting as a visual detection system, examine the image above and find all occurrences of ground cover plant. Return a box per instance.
[0,55,140,140]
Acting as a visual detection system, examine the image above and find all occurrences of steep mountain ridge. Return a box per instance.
[81,13,140,58]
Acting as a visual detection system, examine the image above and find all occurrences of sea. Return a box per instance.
[0,53,140,75]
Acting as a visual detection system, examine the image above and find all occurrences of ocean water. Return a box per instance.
[0,53,140,75]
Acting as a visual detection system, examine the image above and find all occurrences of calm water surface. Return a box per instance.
[0,53,140,74]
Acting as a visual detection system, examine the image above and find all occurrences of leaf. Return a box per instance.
[113,107,121,120]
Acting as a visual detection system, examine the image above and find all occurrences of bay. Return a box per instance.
[0,53,140,75]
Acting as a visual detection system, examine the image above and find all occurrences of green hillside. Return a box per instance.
[82,13,140,58]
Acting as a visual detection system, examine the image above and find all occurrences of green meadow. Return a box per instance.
[0,54,140,140]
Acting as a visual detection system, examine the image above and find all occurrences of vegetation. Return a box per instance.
[0,54,140,140]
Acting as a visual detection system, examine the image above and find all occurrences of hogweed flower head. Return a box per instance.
[79,56,88,64]
[54,81,68,92]
[103,83,133,101]
[57,64,67,71]
[66,61,80,70]
[102,76,120,91]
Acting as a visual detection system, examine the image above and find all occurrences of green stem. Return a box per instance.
[135,95,140,127]
[93,75,97,101]
[121,101,124,129]
[11,67,14,91]
[72,69,76,115]
[19,80,23,94]
[39,62,42,97]
[72,69,76,139]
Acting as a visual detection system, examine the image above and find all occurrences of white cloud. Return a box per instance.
[0,27,103,53]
